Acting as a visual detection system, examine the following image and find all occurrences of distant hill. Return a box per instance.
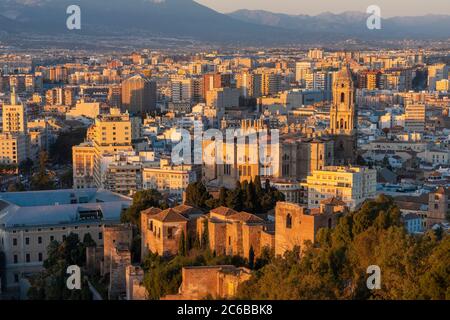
[0,0,449,45]
[0,0,316,43]
[228,9,450,40]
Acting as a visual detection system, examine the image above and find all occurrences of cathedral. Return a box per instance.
[329,66,357,165]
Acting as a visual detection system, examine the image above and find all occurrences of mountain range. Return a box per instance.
[0,0,449,45]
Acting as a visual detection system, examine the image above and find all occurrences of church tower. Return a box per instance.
[329,66,357,165]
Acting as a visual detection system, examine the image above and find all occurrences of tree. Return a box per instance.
[236,195,448,300]
[50,127,87,165]
[185,181,211,209]
[226,181,244,211]
[201,219,209,250]
[248,246,255,269]
[28,233,93,300]
[121,189,163,227]
[244,180,258,213]
[31,151,54,190]
[178,231,187,257]
[7,182,25,192]
[254,176,263,198]
[218,187,228,207]
[18,158,33,176]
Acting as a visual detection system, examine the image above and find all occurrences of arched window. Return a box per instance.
[286,214,292,229]
[340,118,344,129]
[341,92,345,103]
[149,220,153,232]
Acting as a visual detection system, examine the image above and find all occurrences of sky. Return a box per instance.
[195,0,450,17]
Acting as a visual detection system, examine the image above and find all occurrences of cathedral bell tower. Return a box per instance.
[329,66,357,165]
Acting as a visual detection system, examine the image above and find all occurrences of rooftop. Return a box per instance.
[0,189,131,229]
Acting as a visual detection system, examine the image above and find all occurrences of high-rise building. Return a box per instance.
[108,85,122,108]
[405,103,426,133]
[295,61,314,85]
[205,87,240,111]
[0,132,28,165]
[308,48,324,60]
[2,87,27,134]
[72,108,134,189]
[121,74,157,115]
[428,63,448,91]
[171,79,193,103]
[305,70,333,100]
[45,87,75,106]
[236,71,262,98]
[260,71,282,96]
[202,73,232,99]
[357,70,381,90]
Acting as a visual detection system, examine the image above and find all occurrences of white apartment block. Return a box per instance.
[305,166,377,210]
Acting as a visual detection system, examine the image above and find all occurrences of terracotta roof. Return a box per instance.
[210,206,238,217]
[173,204,203,217]
[141,207,162,216]
[321,197,346,206]
[228,211,264,223]
[151,208,189,223]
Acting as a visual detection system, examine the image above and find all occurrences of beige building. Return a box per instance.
[73,142,96,189]
[92,108,134,187]
[197,207,274,259]
[121,74,157,114]
[0,189,131,293]
[161,266,251,300]
[2,88,27,134]
[0,133,28,165]
[142,159,199,199]
[405,104,426,133]
[275,200,347,256]
[305,166,377,210]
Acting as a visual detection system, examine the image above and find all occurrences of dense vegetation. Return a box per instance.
[50,127,87,165]
[185,177,285,214]
[236,195,450,300]
[142,246,274,300]
[28,233,95,300]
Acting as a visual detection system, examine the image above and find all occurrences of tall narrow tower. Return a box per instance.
[329,66,357,165]
[330,66,355,135]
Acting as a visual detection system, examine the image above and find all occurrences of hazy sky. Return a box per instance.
[195,0,450,17]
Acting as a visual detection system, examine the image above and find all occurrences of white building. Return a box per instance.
[305,166,377,210]
[0,189,131,294]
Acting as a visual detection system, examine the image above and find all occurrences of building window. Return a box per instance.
[341,92,345,103]
[286,214,292,229]
[167,227,174,240]
[99,232,103,240]
[13,238,17,246]
[328,218,332,229]
[26,254,30,263]
[38,253,43,262]
[50,235,55,242]
[14,255,18,264]
[14,274,19,283]
[38,237,42,244]
[25,237,30,245]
